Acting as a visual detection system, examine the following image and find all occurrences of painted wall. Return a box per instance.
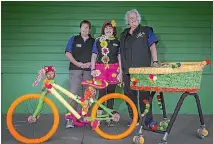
[1,1,213,114]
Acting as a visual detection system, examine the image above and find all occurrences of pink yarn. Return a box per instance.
[65,110,90,127]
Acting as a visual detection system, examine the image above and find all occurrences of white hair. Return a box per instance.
[125,9,142,25]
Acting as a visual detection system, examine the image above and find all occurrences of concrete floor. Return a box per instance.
[1,114,213,144]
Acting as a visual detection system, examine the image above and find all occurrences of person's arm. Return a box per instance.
[65,53,82,67]
[91,41,98,71]
[117,47,122,74]
[91,53,97,70]
[148,28,159,65]
[117,44,123,82]
[150,43,158,62]
[65,36,82,67]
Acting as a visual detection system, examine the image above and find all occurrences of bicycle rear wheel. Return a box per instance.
[91,93,138,140]
[6,94,59,144]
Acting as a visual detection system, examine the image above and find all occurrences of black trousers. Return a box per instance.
[98,84,117,109]
[123,73,153,121]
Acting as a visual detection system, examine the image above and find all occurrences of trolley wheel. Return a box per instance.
[197,128,208,138]
[133,135,144,144]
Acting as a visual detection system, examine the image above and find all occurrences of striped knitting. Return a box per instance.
[32,68,46,87]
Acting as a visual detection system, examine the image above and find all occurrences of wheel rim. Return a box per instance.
[91,93,138,140]
[6,94,59,144]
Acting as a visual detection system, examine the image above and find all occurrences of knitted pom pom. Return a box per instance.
[205,59,211,65]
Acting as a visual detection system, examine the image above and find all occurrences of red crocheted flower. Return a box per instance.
[102,48,109,55]
[143,99,149,104]
[157,95,161,100]
[151,125,157,131]
[131,78,139,85]
[80,97,85,102]
[101,56,109,64]
[149,74,154,79]
[205,59,211,65]
[45,83,52,89]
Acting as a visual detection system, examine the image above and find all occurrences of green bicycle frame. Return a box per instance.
[32,81,114,121]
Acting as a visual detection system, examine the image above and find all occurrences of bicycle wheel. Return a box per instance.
[91,93,138,140]
[6,94,59,144]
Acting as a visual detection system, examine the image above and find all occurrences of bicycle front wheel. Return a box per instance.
[6,94,59,144]
[91,93,138,140]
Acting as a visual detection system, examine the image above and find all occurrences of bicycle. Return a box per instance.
[6,66,138,144]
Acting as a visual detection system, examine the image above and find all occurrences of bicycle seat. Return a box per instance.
[81,78,108,89]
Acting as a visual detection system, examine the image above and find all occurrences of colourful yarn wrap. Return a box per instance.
[130,71,202,92]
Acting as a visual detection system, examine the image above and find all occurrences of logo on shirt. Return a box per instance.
[113,43,118,47]
[136,32,145,38]
[76,44,82,47]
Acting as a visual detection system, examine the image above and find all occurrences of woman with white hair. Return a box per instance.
[119,9,159,128]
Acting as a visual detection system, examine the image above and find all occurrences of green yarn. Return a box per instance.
[130,71,203,89]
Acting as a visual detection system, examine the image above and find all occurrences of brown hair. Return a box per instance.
[80,20,91,29]
[101,21,117,37]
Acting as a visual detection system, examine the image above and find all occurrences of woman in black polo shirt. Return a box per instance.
[90,20,122,126]
[65,20,95,128]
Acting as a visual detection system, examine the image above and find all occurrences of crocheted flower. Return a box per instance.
[95,70,101,77]
[101,55,110,64]
[157,94,161,100]
[148,74,157,82]
[99,35,108,42]
[205,59,211,65]
[111,20,116,27]
[112,73,117,77]
[153,76,157,81]
[149,74,154,79]
[100,41,108,48]
[94,80,102,85]
[117,67,120,73]
[131,77,139,85]
[143,99,149,104]
[101,47,109,55]
[80,97,85,102]
[170,62,181,68]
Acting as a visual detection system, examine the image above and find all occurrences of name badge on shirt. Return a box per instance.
[76,44,82,47]
[113,43,118,47]
[136,32,145,38]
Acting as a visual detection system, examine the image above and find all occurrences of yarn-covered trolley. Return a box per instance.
[130,60,210,144]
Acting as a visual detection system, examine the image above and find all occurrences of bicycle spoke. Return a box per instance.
[28,99,35,114]
[32,123,39,139]
[24,101,30,115]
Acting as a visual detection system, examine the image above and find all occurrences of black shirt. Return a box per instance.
[65,34,95,71]
[120,24,158,73]
[92,36,120,64]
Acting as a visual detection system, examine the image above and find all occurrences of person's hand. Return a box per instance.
[76,62,84,68]
[153,62,160,67]
[81,63,88,69]
[91,70,97,77]
[117,72,122,82]
[77,62,88,69]
[85,62,91,68]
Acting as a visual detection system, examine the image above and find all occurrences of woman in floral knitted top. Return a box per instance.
[90,20,122,125]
